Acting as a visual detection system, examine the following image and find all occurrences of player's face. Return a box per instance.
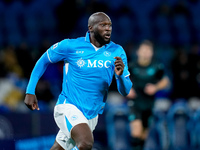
[137,45,153,60]
[93,17,112,45]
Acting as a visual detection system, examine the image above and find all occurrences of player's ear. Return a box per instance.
[88,25,93,32]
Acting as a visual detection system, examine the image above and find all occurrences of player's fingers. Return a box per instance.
[34,102,40,110]
[115,62,125,68]
[115,66,123,71]
[115,61,124,66]
[114,59,122,62]
[114,58,123,63]
[114,56,121,60]
[114,60,122,63]
[25,103,34,110]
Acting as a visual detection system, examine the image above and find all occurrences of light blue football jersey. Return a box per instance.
[47,32,130,119]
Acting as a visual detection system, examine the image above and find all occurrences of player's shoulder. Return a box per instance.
[63,37,85,43]
[151,59,165,69]
[109,41,123,49]
[109,41,124,52]
[69,36,85,42]
[151,59,163,65]
[61,36,85,44]
[129,60,138,68]
[56,37,85,50]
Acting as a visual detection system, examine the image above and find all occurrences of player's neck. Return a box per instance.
[90,34,105,48]
[138,58,151,66]
[90,39,103,48]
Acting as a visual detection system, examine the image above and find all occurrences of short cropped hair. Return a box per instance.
[140,40,153,48]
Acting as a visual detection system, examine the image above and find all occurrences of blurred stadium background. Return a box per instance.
[0,0,200,149]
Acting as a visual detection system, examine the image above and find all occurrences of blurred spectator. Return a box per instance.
[170,46,200,100]
[171,48,190,100]
[173,0,191,17]
[189,44,200,98]
[55,0,81,36]
[151,2,173,44]
[15,42,35,79]
[0,0,199,46]
[0,45,25,111]
[0,50,8,78]
[3,45,23,77]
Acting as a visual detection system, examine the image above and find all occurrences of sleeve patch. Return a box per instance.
[53,43,58,49]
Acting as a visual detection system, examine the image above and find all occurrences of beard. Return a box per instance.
[94,31,110,45]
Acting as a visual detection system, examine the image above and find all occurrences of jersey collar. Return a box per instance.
[85,31,91,43]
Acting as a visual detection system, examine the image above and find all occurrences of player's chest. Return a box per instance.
[131,66,157,78]
[69,49,116,71]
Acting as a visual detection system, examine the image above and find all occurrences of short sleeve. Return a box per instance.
[156,62,166,79]
[47,39,69,63]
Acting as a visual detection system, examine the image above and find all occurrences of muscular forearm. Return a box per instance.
[116,75,132,96]
[26,52,51,95]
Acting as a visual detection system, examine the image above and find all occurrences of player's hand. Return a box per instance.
[114,57,124,76]
[126,88,137,99]
[24,94,40,110]
[144,83,157,95]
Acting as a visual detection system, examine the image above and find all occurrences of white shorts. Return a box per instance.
[54,104,98,150]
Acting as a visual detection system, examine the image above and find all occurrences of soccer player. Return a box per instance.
[24,12,132,150]
[126,40,170,150]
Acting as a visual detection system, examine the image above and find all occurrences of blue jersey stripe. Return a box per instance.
[65,116,72,132]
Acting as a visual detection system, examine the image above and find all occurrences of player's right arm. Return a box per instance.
[24,52,51,110]
[24,40,69,110]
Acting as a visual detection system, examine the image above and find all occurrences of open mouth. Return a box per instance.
[105,33,111,39]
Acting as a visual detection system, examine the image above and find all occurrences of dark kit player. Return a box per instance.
[127,40,170,150]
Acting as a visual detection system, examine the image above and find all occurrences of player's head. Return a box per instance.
[88,12,112,46]
[137,40,154,61]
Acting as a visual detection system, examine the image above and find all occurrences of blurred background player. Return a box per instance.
[126,40,170,150]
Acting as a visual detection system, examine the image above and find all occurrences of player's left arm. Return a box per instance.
[144,76,170,95]
[145,63,170,95]
[114,56,132,96]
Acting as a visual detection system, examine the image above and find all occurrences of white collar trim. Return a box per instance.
[91,43,102,51]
